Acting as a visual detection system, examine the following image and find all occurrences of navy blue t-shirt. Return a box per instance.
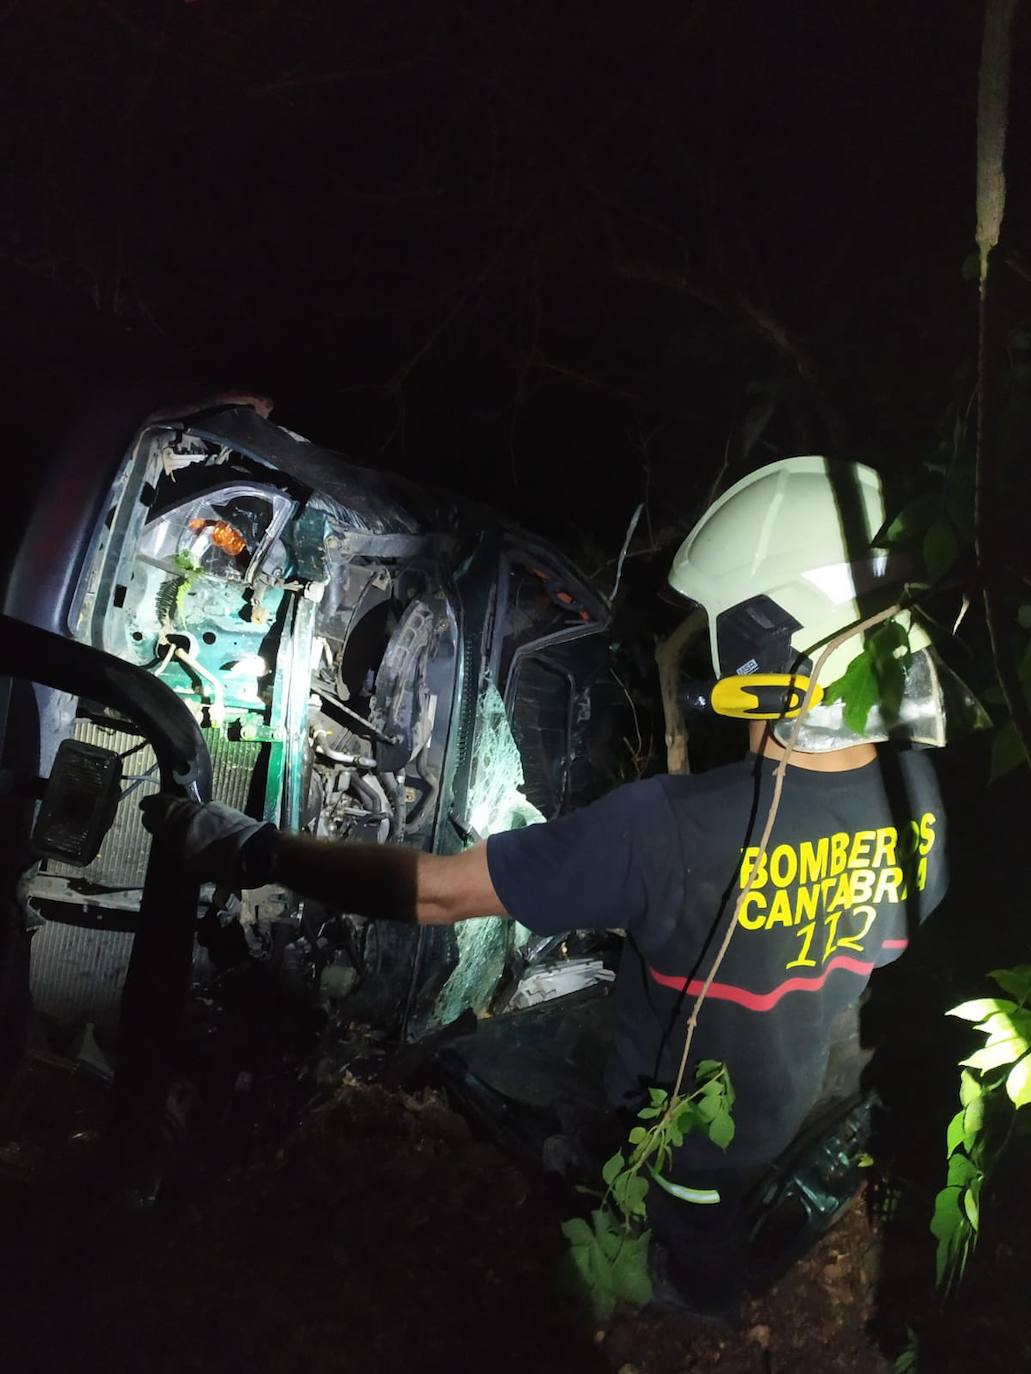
[487,750,946,1170]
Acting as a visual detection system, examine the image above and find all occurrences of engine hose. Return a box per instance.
[170,643,225,727]
[404,754,439,833]
[311,730,377,770]
[350,773,391,845]
[377,770,407,843]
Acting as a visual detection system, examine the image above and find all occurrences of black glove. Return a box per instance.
[139,795,280,887]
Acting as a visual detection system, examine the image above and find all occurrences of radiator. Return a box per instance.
[28,923,135,1029]
[29,721,263,1027]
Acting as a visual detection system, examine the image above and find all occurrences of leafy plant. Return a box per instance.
[984,623,1031,780]
[893,1326,921,1372]
[876,461,973,583]
[172,551,203,623]
[931,967,1031,1293]
[823,621,913,736]
[562,1061,734,1321]
[157,551,204,634]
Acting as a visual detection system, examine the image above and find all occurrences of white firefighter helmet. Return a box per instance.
[669,455,946,750]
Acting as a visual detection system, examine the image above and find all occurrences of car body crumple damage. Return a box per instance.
[12,402,616,1050]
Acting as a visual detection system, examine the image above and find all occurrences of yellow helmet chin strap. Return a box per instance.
[709,674,824,720]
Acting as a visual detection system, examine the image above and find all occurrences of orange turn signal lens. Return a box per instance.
[211,521,247,556]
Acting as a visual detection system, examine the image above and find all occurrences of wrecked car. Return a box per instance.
[0,397,618,1134]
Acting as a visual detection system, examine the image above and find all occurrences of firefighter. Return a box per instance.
[142,456,952,1312]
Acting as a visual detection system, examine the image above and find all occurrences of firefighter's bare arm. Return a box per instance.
[274,833,505,925]
[139,795,507,925]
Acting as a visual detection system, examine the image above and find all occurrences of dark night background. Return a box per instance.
[4,0,1028,564]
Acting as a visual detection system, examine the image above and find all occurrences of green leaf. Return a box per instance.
[592,1208,624,1261]
[563,1237,597,1301]
[868,625,913,712]
[602,1153,624,1189]
[930,1185,966,1244]
[678,1118,700,1148]
[627,1126,647,1146]
[823,622,911,734]
[694,1059,723,1080]
[991,722,1027,782]
[611,1230,653,1308]
[708,1109,735,1150]
[1005,1053,1031,1108]
[894,1329,920,1373]
[673,1100,705,1128]
[561,1218,593,1247]
[610,1171,630,1215]
[562,1231,616,1323]
[961,1038,1028,1072]
[946,1153,980,1190]
[923,520,958,581]
[980,1008,1031,1047]
[625,1174,649,1218]
[636,1106,661,1120]
[584,1244,617,1322]
[946,1109,966,1158]
[948,997,1017,1022]
[874,620,912,656]
[696,1094,722,1123]
[870,648,910,724]
[962,1096,985,1146]
[989,966,1031,1002]
[877,493,941,548]
[648,1087,668,1108]
[931,1186,971,1289]
[962,1187,979,1232]
[824,650,880,735]
[959,1069,982,1108]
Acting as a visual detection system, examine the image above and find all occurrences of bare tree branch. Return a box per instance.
[614,259,818,382]
[535,360,653,406]
[259,57,430,95]
[656,610,706,776]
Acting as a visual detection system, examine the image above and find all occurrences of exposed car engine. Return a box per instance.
[19,405,611,1050]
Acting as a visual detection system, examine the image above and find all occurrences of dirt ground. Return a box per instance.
[9,1075,1014,1374]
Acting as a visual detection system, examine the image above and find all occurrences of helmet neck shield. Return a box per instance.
[771,646,949,751]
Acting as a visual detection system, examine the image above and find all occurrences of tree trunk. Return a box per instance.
[655,609,707,774]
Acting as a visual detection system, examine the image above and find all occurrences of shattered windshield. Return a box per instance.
[465,680,546,840]
[432,680,542,1023]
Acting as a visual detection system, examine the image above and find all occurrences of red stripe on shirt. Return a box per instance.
[648,954,876,1012]
[882,939,908,950]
